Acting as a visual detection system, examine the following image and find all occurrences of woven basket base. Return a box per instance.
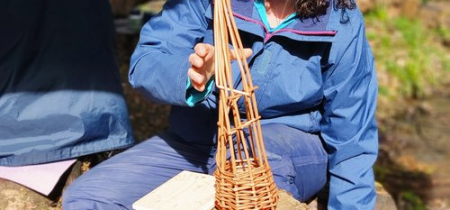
[214,161,279,210]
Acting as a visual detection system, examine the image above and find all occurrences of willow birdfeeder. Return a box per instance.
[212,0,279,209]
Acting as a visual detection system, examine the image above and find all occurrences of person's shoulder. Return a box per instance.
[346,4,366,28]
[325,3,371,61]
[331,3,366,35]
[324,3,367,49]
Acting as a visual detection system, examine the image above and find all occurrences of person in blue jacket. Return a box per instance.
[63,0,379,209]
[0,0,134,167]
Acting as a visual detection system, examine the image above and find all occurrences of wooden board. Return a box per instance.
[132,171,215,210]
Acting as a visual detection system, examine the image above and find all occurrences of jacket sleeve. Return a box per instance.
[129,0,210,106]
[321,16,379,210]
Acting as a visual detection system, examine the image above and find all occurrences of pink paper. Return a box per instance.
[0,159,76,195]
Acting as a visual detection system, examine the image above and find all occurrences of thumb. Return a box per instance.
[230,48,253,60]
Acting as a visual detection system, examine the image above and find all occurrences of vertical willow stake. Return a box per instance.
[213,0,279,209]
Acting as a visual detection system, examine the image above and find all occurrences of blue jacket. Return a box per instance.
[0,0,134,166]
[129,0,378,209]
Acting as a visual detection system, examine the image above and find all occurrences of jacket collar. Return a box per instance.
[231,0,333,32]
[206,0,337,42]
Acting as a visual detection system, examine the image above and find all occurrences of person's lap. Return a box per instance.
[62,131,216,210]
[63,124,327,210]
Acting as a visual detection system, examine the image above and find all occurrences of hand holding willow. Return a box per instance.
[188,43,252,92]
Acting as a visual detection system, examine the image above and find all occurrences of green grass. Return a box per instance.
[365,6,450,99]
[402,191,427,210]
[436,27,450,40]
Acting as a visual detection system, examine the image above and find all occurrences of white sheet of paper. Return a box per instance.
[0,159,76,195]
[133,170,215,210]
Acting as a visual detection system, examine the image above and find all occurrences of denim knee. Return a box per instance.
[260,123,328,201]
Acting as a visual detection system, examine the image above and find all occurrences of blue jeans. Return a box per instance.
[62,124,328,210]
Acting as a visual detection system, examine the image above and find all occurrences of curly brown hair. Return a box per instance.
[294,0,356,20]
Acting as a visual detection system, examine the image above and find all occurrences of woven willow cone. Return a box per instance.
[213,0,279,209]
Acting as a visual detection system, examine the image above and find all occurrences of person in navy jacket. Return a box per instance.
[0,0,134,167]
[64,0,378,209]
